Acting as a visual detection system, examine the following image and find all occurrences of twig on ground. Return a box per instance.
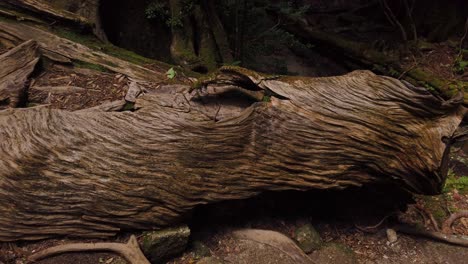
[27,235,150,264]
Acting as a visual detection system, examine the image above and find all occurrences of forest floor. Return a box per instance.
[1,42,467,264]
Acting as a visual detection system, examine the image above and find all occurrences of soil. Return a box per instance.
[401,41,467,83]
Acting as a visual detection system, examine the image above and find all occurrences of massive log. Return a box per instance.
[0,66,465,241]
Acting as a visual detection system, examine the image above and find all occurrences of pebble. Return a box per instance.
[386,228,398,243]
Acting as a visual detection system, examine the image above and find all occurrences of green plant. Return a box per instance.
[443,169,468,194]
[145,0,195,28]
[166,67,177,79]
[217,0,312,71]
[145,1,169,20]
[453,54,468,74]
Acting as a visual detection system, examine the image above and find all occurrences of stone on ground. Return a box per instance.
[294,223,323,253]
[140,225,190,263]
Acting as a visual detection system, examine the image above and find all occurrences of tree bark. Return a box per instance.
[0,65,465,242]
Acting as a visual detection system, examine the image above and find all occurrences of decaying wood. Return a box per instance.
[77,99,127,112]
[0,66,465,241]
[0,39,39,108]
[3,0,90,28]
[27,235,150,264]
[125,81,146,103]
[0,20,164,82]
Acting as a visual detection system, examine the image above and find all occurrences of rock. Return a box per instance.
[231,229,313,264]
[192,240,212,259]
[140,225,191,263]
[197,256,224,264]
[294,223,323,253]
[386,228,398,243]
[310,243,358,264]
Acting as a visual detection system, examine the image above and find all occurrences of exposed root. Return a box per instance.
[395,210,468,247]
[354,214,393,233]
[27,235,150,264]
[415,203,440,231]
[442,211,468,234]
[395,225,468,247]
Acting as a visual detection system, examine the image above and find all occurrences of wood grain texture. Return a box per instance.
[3,0,90,27]
[0,67,465,241]
[0,40,39,108]
[0,20,164,82]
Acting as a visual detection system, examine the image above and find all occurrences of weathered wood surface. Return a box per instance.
[0,67,465,241]
[0,39,39,108]
[3,0,90,27]
[0,20,164,82]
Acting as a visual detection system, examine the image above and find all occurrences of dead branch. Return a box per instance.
[403,0,417,41]
[27,235,150,264]
[379,0,408,42]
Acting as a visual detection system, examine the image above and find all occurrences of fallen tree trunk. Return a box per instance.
[2,0,91,29]
[0,39,39,108]
[0,20,164,82]
[0,66,465,241]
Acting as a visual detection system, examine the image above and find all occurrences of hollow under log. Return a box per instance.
[0,67,465,241]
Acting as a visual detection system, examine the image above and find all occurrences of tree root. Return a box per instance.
[442,210,468,234]
[395,210,468,247]
[27,235,150,264]
[354,214,393,233]
[395,225,468,247]
[415,203,440,231]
